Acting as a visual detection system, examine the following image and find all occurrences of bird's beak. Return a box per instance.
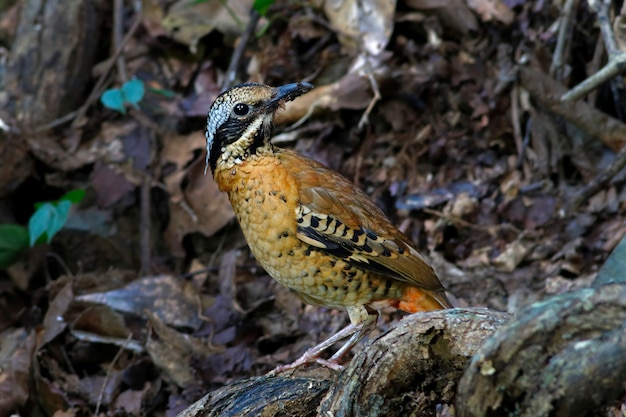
[270,82,314,108]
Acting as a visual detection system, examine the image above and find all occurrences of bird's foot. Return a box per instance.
[269,349,345,376]
[267,320,373,376]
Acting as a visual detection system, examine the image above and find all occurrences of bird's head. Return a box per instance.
[205,82,313,174]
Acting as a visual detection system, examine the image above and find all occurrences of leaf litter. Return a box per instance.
[0,0,625,415]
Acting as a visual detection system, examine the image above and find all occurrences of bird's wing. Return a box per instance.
[279,150,444,293]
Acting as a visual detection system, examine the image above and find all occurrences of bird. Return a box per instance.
[205,82,452,371]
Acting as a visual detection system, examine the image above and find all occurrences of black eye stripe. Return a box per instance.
[234,103,249,116]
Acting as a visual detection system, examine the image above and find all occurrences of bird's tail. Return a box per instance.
[397,286,453,312]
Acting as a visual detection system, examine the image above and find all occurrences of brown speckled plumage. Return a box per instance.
[206,82,451,368]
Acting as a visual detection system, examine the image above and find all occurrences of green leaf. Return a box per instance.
[0,224,29,268]
[121,78,145,108]
[28,203,55,246]
[28,200,72,246]
[28,193,79,247]
[47,200,72,242]
[101,88,126,114]
[149,87,176,98]
[253,0,274,16]
[0,225,29,251]
[59,189,85,204]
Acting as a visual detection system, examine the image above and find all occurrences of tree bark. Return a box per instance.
[5,0,102,128]
[181,280,626,417]
[456,283,626,417]
[178,308,510,417]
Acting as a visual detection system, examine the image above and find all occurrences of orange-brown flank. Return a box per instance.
[215,147,451,314]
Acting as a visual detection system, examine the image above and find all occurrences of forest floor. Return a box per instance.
[1,0,626,416]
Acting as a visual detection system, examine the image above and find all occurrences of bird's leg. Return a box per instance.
[327,314,376,363]
[271,323,361,373]
[270,307,376,374]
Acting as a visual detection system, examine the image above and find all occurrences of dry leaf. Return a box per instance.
[405,0,479,34]
[162,0,253,52]
[323,0,396,55]
[492,239,533,272]
[466,0,514,25]
[145,311,222,387]
[75,275,203,329]
[0,328,35,415]
[161,131,234,254]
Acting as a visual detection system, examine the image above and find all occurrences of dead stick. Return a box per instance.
[113,0,128,83]
[140,179,151,274]
[569,138,626,212]
[561,0,626,101]
[550,0,578,80]
[518,66,626,151]
[95,334,133,415]
[70,15,142,128]
[221,10,260,92]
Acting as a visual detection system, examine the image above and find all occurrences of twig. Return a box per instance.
[586,30,608,104]
[352,127,368,187]
[178,266,220,279]
[550,0,578,80]
[561,53,626,101]
[36,110,79,132]
[562,0,626,101]
[422,208,521,235]
[207,232,227,271]
[60,344,77,375]
[519,118,531,172]
[45,252,74,278]
[178,199,198,223]
[70,15,142,128]
[358,60,381,130]
[510,85,523,164]
[129,107,162,134]
[304,9,382,129]
[556,0,626,211]
[38,6,139,133]
[221,10,260,92]
[95,334,133,416]
[114,0,128,83]
[595,0,619,55]
[194,307,224,352]
[140,179,151,274]
[569,139,626,212]
[218,0,245,30]
[518,66,626,151]
[609,76,625,119]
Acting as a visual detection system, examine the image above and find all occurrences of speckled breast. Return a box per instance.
[218,155,404,310]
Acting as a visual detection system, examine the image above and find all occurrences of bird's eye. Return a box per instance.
[233,103,250,116]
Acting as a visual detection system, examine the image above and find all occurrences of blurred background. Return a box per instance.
[0,0,624,415]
